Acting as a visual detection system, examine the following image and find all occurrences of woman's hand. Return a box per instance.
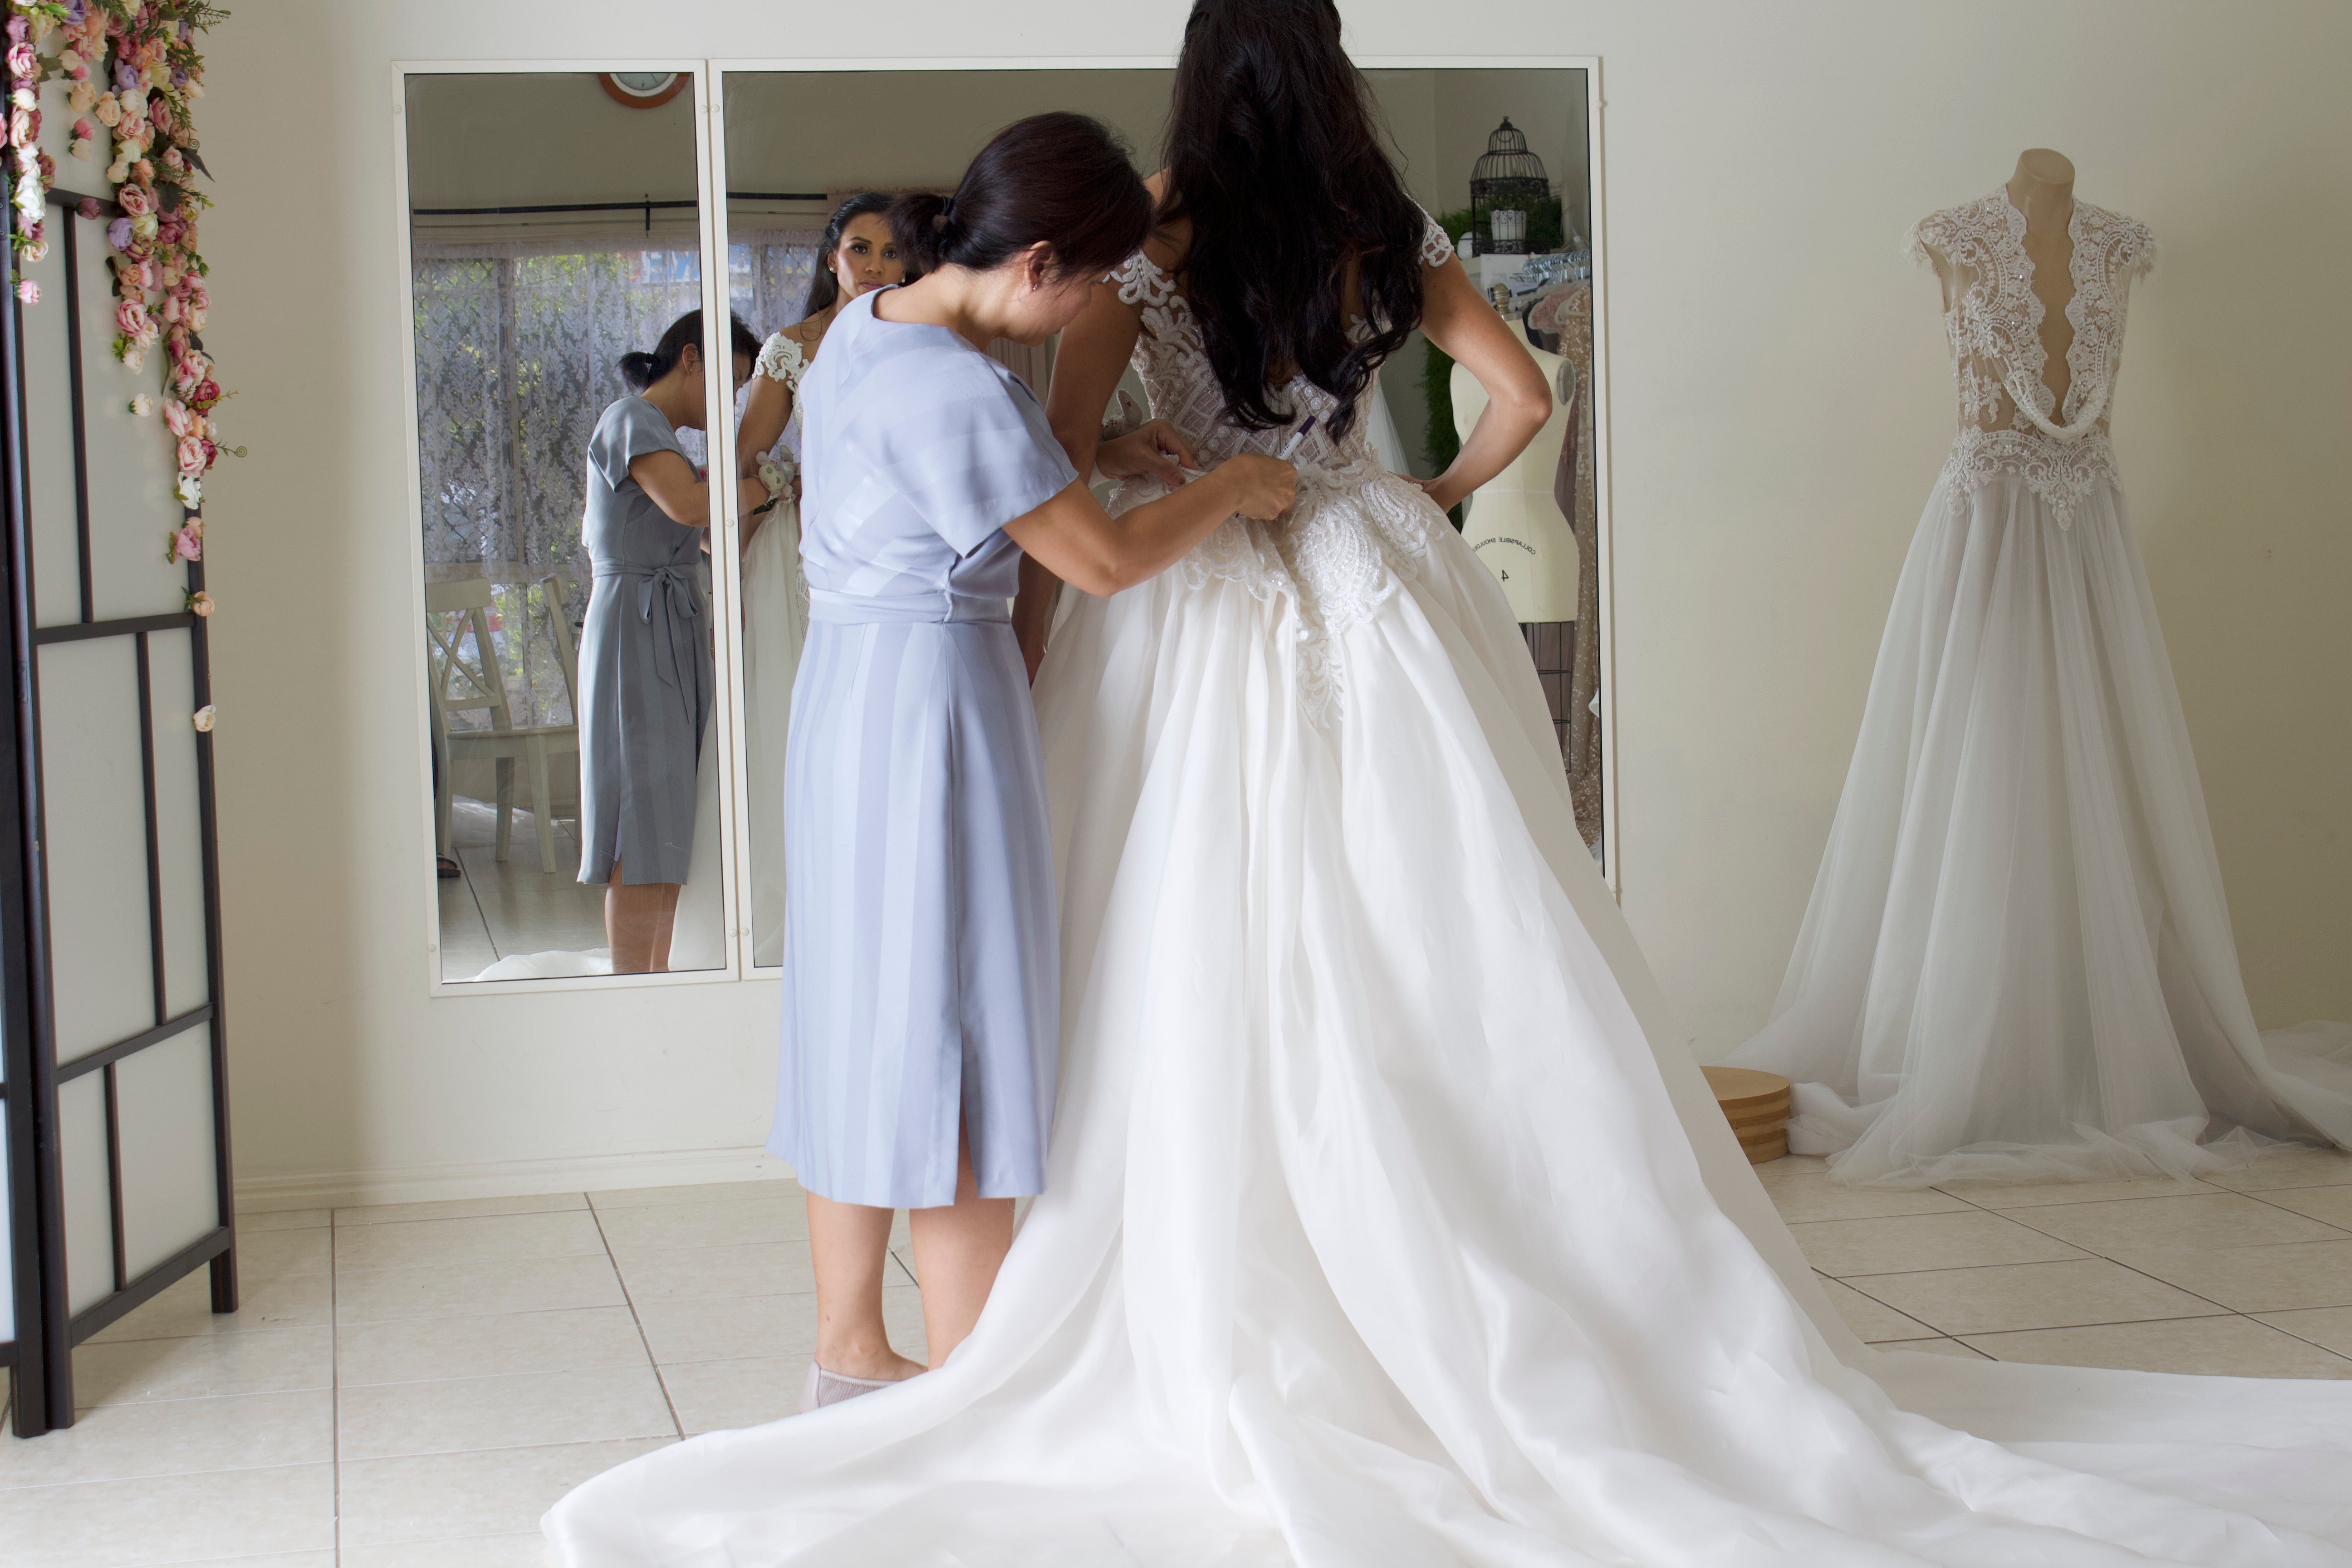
[1212,454,1297,520]
[1096,418,1200,487]
[1403,474,1460,513]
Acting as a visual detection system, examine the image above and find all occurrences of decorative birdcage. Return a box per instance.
[1469,118,1550,255]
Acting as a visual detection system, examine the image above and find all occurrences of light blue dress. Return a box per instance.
[769,291,1076,1208]
[576,396,711,887]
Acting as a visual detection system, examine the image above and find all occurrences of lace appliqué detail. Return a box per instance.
[1941,429,2118,529]
[1100,208,1458,725]
[755,330,808,389]
[1109,461,1435,725]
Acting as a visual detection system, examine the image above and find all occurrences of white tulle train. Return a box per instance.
[545,497,2352,1567]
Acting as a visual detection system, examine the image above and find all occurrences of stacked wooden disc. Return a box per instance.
[1701,1066,1792,1165]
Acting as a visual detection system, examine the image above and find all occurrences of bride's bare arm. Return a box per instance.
[1413,257,1553,514]
[1017,277,1152,672]
[737,374,793,477]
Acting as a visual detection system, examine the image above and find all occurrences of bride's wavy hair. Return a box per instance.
[1162,0,1426,442]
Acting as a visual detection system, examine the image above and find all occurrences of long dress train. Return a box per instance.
[544,217,2352,1567]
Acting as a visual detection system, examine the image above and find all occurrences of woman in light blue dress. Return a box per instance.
[575,309,765,971]
[771,113,1295,1407]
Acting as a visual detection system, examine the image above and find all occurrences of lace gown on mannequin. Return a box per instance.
[669,333,811,970]
[547,215,2352,1567]
[1728,191,2352,1186]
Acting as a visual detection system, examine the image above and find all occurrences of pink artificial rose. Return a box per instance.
[5,42,34,79]
[93,93,120,127]
[116,300,148,338]
[176,435,205,475]
[151,97,172,134]
[163,398,192,435]
[188,591,213,618]
[78,197,102,220]
[67,80,94,111]
[8,106,34,149]
[187,304,206,330]
[116,181,152,217]
[71,113,97,141]
[15,280,37,305]
[161,146,183,173]
[160,293,183,323]
[131,158,153,184]
[193,378,220,406]
[171,524,201,563]
[135,316,159,349]
[200,437,218,467]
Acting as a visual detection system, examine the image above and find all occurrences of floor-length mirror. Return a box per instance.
[713,64,1605,970]
[402,69,732,982]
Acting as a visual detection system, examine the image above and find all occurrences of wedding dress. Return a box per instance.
[545,216,2352,1566]
[1727,191,2352,1186]
[668,333,811,970]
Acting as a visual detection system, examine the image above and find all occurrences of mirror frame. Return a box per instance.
[395,54,1613,996]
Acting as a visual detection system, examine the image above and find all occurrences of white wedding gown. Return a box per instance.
[669,343,810,971]
[1726,191,2352,1186]
[545,225,2352,1566]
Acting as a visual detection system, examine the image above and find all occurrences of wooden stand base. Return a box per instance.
[1702,1065,1792,1165]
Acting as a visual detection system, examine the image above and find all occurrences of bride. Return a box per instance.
[548,3,2352,1561]
[669,195,905,970]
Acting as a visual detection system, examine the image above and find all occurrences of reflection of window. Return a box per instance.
[411,242,704,728]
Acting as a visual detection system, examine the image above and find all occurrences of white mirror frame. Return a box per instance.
[397,54,1612,996]
[394,59,742,996]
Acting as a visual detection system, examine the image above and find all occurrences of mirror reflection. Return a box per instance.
[715,65,1603,972]
[406,69,730,980]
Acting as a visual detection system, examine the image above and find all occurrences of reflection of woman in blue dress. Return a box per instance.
[771,113,1295,1408]
[574,310,766,972]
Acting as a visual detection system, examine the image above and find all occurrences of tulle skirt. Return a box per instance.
[1729,445,2352,1186]
[545,484,2352,1565]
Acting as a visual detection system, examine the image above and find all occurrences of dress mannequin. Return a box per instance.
[1451,347,1577,622]
[2005,147,2079,407]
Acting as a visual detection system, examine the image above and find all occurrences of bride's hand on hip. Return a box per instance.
[1213,454,1297,521]
[1097,419,1200,487]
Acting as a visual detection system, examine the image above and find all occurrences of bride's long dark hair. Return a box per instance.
[1161,0,1426,442]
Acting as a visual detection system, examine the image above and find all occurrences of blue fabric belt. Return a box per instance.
[808,588,1012,626]
[594,564,707,712]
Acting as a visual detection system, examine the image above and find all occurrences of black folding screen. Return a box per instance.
[1,182,236,1437]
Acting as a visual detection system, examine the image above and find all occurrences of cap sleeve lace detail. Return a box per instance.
[1418,208,1455,269]
[755,330,808,390]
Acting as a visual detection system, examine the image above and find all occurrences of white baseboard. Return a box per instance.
[234,1145,799,1213]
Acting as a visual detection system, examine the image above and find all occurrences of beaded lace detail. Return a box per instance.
[1905,191,2156,527]
[1102,211,1458,723]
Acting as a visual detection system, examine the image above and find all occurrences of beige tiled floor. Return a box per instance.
[10,1147,2352,1566]
[1766,1148,2352,1372]
[0,1176,915,1568]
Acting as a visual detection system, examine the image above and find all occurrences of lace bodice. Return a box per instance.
[1906,191,2157,524]
[1103,212,1459,721]
[755,330,810,464]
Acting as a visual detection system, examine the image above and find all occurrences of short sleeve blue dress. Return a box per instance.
[575,395,711,887]
[769,291,1078,1209]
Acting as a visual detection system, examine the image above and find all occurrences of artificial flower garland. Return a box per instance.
[6,0,233,624]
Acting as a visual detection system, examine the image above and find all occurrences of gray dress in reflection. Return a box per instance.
[575,395,712,887]
[769,291,1075,1208]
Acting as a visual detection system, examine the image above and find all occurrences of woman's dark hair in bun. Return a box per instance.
[888,112,1152,286]
[618,309,762,392]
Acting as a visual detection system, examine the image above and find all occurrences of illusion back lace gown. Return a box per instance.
[546,215,2352,1567]
[1727,191,2352,1186]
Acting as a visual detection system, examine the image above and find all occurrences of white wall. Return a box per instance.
[199,1,2352,1201]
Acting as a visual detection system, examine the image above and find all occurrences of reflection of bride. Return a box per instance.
[671,195,906,970]
[549,6,2352,1562]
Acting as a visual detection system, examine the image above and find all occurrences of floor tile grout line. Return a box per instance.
[587,1195,687,1441]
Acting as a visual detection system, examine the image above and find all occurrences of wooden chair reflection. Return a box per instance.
[424,573,583,876]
